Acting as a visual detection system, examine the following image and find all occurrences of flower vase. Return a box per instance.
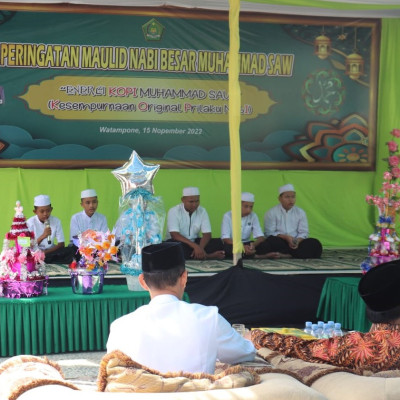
[70,269,105,294]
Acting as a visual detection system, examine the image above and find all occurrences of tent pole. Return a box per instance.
[228,0,243,266]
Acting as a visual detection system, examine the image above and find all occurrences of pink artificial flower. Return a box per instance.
[33,251,45,263]
[18,253,27,264]
[383,171,393,180]
[392,167,400,178]
[388,141,399,152]
[392,183,400,192]
[373,198,381,205]
[2,249,14,262]
[391,128,400,138]
[389,156,400,167]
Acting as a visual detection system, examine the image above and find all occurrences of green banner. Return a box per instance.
[0,9,379,169]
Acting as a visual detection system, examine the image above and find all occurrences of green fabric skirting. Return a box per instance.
[0,285,189,357]
[317,277,371,333]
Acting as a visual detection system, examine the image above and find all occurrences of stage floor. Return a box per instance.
[46,247,366,279]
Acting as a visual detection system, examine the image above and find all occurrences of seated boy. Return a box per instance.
[263,183,322,259]
[70,189,109,242]
[221,192,276,259]
[27,194,74,263]
[166,187,225,260]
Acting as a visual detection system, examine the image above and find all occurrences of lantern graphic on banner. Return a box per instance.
[314,31,332,60]
[345,27,364,80]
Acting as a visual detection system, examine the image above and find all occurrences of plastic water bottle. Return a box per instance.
[311,323,320,338]
[304,321,312,335]
[321,323,330,338]
[317,321,324,338]
[326,321,337,338]
[333,322,344,337]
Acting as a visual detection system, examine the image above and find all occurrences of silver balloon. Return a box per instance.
[112,151,160,196]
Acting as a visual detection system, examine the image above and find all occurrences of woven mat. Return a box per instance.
[185,248,367,274]
[45,248,367,278]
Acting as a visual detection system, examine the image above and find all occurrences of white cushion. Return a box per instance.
[19,373,327,400]
[311,371,400,400]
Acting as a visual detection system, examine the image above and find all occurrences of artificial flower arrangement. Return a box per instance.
[361,128,400,272]
[69,229,119,273]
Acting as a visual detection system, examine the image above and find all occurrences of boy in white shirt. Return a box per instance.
[27,194,73,263]
[263,184,322,259]
[221,192,275,259]
[70,189,108,242]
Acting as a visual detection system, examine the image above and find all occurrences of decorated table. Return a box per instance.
[316,277,371,333]
[0,285,189,357]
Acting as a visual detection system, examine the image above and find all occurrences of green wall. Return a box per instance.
[0,166,375,248]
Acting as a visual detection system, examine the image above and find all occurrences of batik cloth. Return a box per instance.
[251,323,400,372]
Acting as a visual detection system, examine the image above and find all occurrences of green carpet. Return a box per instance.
[46,248,367,278]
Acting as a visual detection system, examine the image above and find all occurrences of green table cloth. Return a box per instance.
[0,285,189,356]
[317,277,371,333]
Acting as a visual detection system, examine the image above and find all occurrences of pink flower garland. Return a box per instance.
[366,128,400,216]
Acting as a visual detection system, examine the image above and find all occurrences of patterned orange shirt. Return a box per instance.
[251,324,400,372]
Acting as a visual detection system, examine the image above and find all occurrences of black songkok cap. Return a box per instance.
[142,242,185,272]
[358,260,400,312]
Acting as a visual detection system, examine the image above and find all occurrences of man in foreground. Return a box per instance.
[251,260,400,372]
[107,242,255,374]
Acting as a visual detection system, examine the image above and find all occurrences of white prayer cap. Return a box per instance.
[279,184,295,195]
[81,189,97,198]
[34,194,51,207]
[241,192,255,202]
[182,187,200,196]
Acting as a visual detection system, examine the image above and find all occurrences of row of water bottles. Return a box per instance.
[304,320,344,338]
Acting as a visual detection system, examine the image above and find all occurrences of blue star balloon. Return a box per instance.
[112,151,160,197]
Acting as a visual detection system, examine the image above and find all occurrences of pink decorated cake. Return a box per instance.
[0,201,47,298]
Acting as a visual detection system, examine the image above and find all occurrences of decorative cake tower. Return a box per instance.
[0,201,47,298]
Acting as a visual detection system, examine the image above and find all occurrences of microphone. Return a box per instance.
[44,219,51,245]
